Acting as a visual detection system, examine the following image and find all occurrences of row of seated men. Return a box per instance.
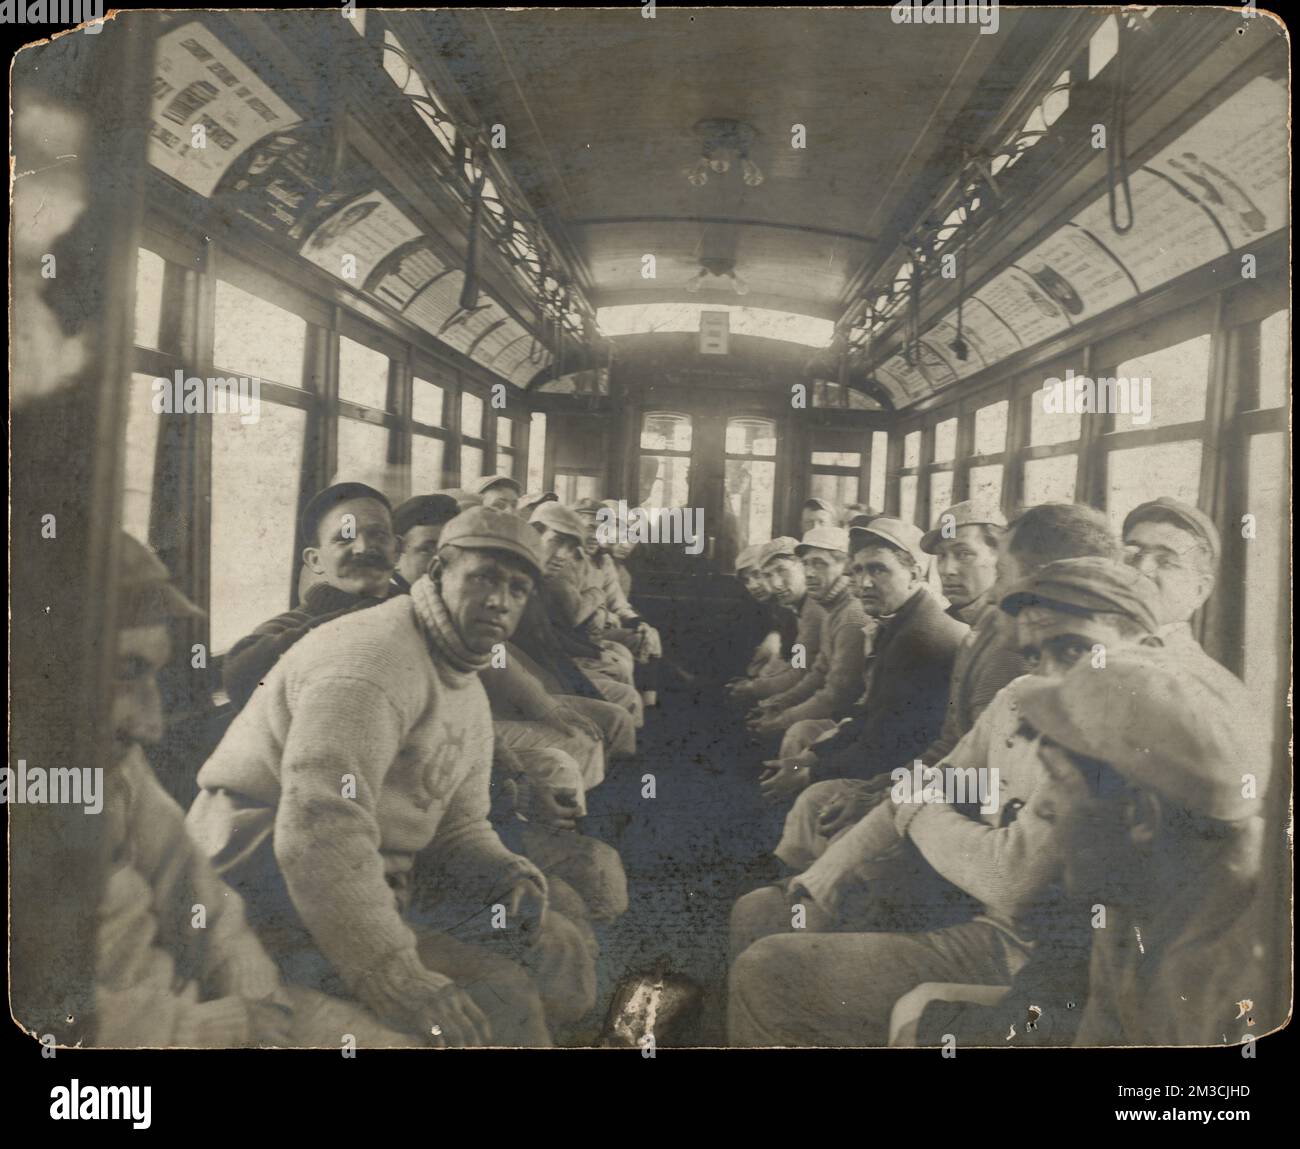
[94,473,666,1047]
[722,494,1275,1046]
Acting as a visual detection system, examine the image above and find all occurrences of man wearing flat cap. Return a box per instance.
[748,525,867,739]
[727,538,826,712]
[222,482,396,712]
[390,493,462,595]
[189,508,598,1046]
[728,556,1171,1046]
[729,542,801,683]
[472,474,523,514]
[800,497,838,534]
[1121,496,1226,672]
[1019,649,1273,1045]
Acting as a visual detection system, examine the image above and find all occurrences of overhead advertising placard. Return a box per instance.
[300,190,424,285]
[149,22,303,198]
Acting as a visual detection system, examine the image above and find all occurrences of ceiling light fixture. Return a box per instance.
[686,118,764,188]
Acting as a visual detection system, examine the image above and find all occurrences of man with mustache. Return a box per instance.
[222,482,396,712]
[188,509,597,1045]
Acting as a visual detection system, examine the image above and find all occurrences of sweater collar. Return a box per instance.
[814,575,854,614]
[409,575,493,675]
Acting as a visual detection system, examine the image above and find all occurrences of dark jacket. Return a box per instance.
[810,587,967,783]
[511,591,603,700]
[220,582,381,711]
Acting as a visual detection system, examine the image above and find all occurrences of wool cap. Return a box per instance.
[438,507,545,582]
[921,499,1008,554]
[1000,556,1161,633]
[1122,497,1220,564]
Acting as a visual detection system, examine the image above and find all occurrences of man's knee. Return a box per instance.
[730,884,794,961]
[530,909,598,1024]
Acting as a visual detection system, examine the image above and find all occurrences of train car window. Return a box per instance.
[1244,432,1286,734]
[639,412,693,507]
[869,431,888,508]
[411,433,446,494]
[1030,391,1082,447]
[1112,334,1211,431]
[1042,70,1070,127]
[969,463,1004,508]
[929,471,954,525]
[556,471,600,505]
[214,279,307,388]
[337,417,391,479]
[338,336,391,411]
[498,418,514,450]
[1106,441,1202,531]
[498,419,519,479]
[899,475,918,526]
[1023,453,1077,505]
[903,430,921,468]
[413,375,446,427]
[122,372,163,544]
[726,417,777,552]
[934,418,958,464]
[527,412,547,490]
[462,444,485,482]
[133,249,165,352]
[209,405,308,655]
[974,401,1009,456]
[811,451,859,467]
[809,473,859,510]
[1257,309,1289,410]
[461,391,485,440]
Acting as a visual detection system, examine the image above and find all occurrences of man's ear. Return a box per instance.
[303,545,326,576]
[1195,570,1216,610]
[1125,789,1162,846]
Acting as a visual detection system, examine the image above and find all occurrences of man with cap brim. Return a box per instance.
[391,494,462,594]
[223,482,396,712]
[921,499,1007,624]
[800,497,838,534]
[189,507,599,1046]
[472,474,524,514]
[521,501,646,733]
[1121,496,1221,653]
[727,538,827,713]
[1019,646,1269,1046]
[730,542,801,683]
[727,556,1167,1047]
[570,496,664,678]
[95,536,427,1048]
[780,502,1125,891]
[746,517,965,812]
[747,526,866,744]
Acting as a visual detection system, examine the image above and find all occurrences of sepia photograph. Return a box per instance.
[6,1,1293,1127]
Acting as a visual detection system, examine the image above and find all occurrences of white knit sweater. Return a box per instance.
[190,593,539,1023]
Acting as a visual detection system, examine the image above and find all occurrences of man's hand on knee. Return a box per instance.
[411,974,494,1047]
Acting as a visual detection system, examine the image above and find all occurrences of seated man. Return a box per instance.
[391,493,461,595]
[728,542,799,681]
[748,525,866,739]
[97,535,422,1048]
[897,649,1268,1048]
[726,538,825,716]
[783,501,1117,865]
[575,495,663,668]
[222,482,395,712]
[727,558,1165,1046]
[1121,496,1223,666]
[188,509,598,1045]
[474,474,523,515]
[755,518,966,814]
[528,501,644,728]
